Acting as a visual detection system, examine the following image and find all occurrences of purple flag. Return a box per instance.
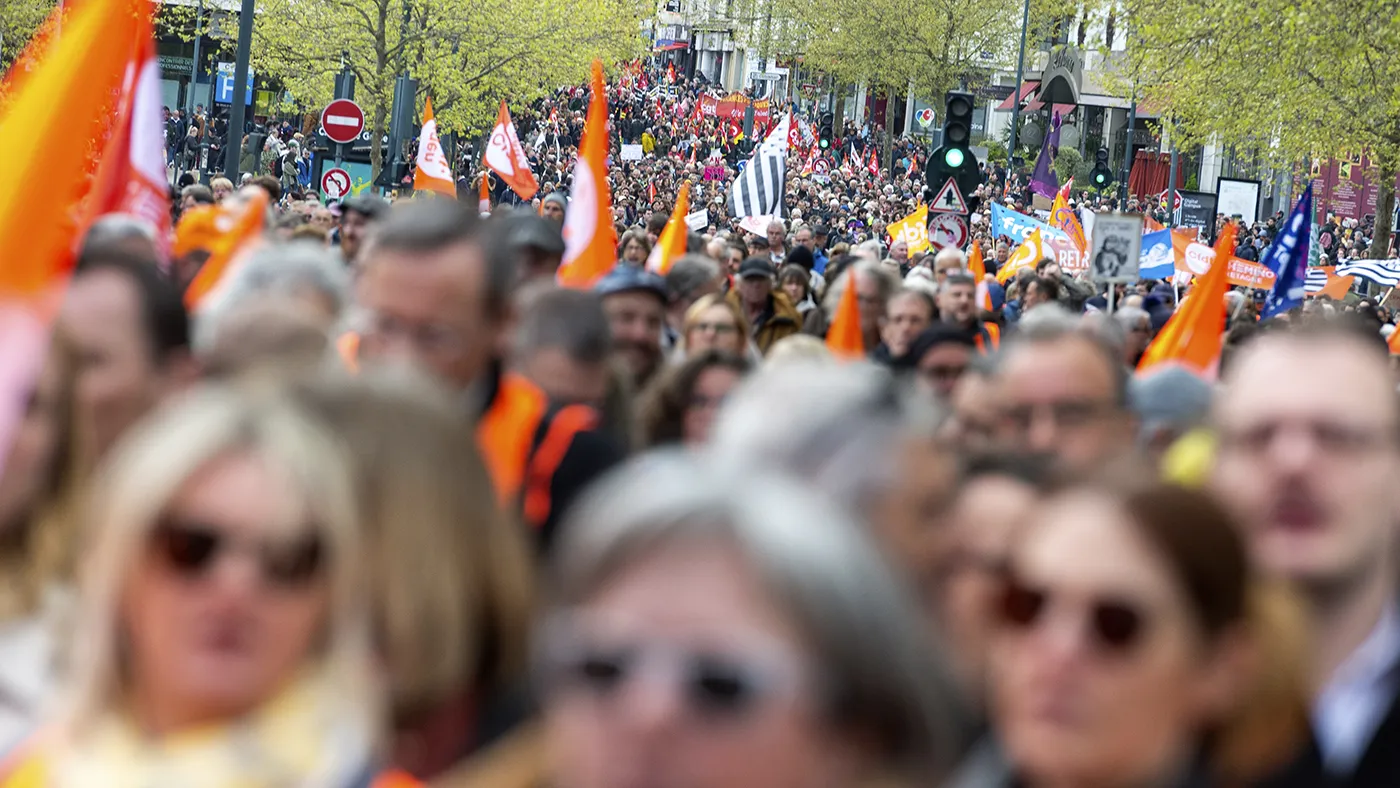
[1029,132,1059,200]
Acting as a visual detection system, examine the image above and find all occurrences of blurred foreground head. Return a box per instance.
[541,452,965,788]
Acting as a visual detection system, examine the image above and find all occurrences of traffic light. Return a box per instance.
[924,91,982,213]
[818,112,834,151]
[1090,147,1114,190]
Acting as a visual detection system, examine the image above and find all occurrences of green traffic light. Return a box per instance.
[944,147,965,168]
[820,139,829,149]
[1095,173,1105,184]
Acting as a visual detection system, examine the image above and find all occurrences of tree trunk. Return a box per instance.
[370,100,387,183]
[1371,160,1396,259]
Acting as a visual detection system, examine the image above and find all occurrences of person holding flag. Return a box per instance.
[482,100,540,201]
[556,61,617,289]
[1260,183,1313,320]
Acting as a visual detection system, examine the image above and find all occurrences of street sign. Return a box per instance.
[929,177,968,214]
[321,99,365,145]
[814,158,831,175]
[321,167,351,200]
[214,63,254,106]
[928,213,969,251]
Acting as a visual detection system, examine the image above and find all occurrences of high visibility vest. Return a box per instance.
[476,373,598,529]
[337,331,361,372]
[975,323,1001,355]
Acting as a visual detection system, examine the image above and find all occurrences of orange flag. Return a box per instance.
[997,228,1045,284]
[967,241,993,312]
[414,97,456,197]
[483,100,539,200]
[1137,222,1238,379]
[0,0,144,481]
[478,176,491,214]
[1390,322,1400,355]
[180,190,271,308]
[556,60,618,289]
[826,271,865,358]
[1049,180,1086,254]
[646,181,691,275]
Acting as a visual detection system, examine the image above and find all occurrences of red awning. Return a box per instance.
[995,81,1040,111]
[1026,98,1076,116]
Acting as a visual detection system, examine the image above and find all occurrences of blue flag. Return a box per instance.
[1261,183,1313,319]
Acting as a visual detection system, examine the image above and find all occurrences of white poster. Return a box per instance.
[620,144,644,161]
[1087,212,1144,283]
[1216,177,1261,226]
[684,209,710,231]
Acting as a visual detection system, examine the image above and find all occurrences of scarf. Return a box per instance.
[7,668,377,788]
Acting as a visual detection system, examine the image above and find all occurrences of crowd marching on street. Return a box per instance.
[13,3,1400,787]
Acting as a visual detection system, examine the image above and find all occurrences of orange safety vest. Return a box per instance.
[373,770,424,788]
[974,322,1001,354]
[476,373,598,529]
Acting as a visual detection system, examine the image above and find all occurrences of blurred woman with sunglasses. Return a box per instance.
[0,388,410,787]
[539,452,964,788]
[988,482,1308,788]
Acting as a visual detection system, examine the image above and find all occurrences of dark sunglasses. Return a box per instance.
[997,578,1148,654]
[547,640,790,720]
[151,518,325,589]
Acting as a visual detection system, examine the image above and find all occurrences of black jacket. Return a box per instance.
[1257,690,1400,788]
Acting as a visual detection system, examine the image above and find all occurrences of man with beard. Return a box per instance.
[596,265,668,391]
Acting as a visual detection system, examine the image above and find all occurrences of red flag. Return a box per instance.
[83,21,171,260]
[483,100,539,200]
[1137,223,1239,378]
[556,61,618,289]
[868,148,879,176]
[826,273,865,358]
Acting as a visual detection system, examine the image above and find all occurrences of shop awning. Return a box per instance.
[995,81,1040,111]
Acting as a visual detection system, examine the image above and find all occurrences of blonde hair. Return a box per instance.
[764,334,832,368]
[59,386,374,739]
[683,294,750,337]
[290,370,534,721]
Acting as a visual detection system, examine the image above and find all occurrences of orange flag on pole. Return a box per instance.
[179,190,271,308]
[1049,179,1086,254]
[1137,222,1238,379]
[826,271,865,358]
[646,181,691,275]
[557,60,618,289]
[414,97,457,197]
[997,228,1045,284]
[967,241,993,312]
[484,100,539,200]
[0,0,145,480]
[478,176,491,215]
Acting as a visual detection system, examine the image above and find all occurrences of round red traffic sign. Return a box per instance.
[928,213,969,251]
[321,99,365,144]
[321,167,351,200]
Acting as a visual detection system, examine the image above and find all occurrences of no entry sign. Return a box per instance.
[321,99,365,145]
[321,167,351,199]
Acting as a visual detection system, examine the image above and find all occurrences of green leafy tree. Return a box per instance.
[1119,0,1400,257]
[250,0,644,177]
[0,0,55,73]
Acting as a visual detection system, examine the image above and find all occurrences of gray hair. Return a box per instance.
[195,242,349,352]
[1113,305,1151,332]
[821,261,899,321]
[368,199,515,321]
[664,254,720,303]
[708,362,941,507]
[551,452,964,782]
[996,304,1130,408]
[512,284,611,365]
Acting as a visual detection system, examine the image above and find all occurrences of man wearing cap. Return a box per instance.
[540,191,567,223]
[595,266,668,390]
[503,213,566,284]
[727,256,801,356]
[337,195,388,268]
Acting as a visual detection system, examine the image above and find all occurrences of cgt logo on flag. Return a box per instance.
[915,108,935,128]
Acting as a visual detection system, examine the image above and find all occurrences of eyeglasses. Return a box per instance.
[997,577,1149,655]
[150,518,325,589]
[691,321,738,336]
[542,629,804,722]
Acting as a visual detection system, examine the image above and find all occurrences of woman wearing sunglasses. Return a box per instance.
[538,452,964,788]
[0,388,413,787]
[989,482,1308,788]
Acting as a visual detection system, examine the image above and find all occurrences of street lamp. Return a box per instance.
[1006,0,1030,191]
[223,0,256,181]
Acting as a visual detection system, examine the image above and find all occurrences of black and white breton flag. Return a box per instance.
[728,113,790,219]
[1336,259,1400,287]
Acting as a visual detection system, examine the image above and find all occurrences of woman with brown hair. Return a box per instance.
[289,370,535,782]
[0,331,81,750]
[679,294,751,360]
[986,482,1308,788]
[638,351,751,448]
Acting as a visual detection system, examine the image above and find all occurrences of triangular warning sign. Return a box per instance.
[929,177,968,214]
